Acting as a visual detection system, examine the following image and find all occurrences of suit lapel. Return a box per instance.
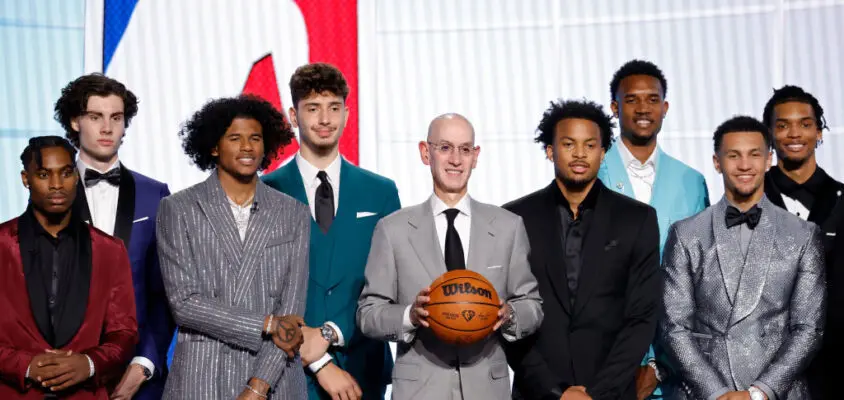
[648,148,668,208]
[712,199,744,305]
[808,175,842,226]
[574,184,612,316]
[730,198,776,325]
[325,161,357,288]
[74,179,92,224]
[539,184,572,315]
[408,201,445,283]
[600,144,635,197]
[466,199,494,276]
[196,172,243,269]
[763,172,787,209]
[113,165,136,247]
[232,181,281,305]
[16,213,54,344]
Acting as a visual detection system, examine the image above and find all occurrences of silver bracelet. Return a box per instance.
[245,384,268,399]
[264,316,273,334]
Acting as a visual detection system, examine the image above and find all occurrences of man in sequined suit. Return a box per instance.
[658,116,825,400]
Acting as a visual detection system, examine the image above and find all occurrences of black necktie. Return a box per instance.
[84,168,121,187]
[443,209,466,270]
[725,205,762,229]
[315,171,334,233]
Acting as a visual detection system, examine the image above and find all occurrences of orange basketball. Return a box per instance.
[425,270,500,345]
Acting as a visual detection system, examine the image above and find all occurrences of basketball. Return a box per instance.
[425,270,501,345]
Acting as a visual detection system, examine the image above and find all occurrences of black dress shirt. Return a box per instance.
[553,182,600,304]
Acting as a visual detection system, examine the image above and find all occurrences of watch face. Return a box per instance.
[749,389,764,400]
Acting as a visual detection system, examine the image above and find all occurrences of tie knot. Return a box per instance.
[443,208,460,224]
[317,170,329,183]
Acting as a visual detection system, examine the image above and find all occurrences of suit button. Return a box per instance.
[327,290,333,296]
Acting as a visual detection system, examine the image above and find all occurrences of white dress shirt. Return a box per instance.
[618,141,658,204]
[77,159,120,234]
[77,158,155,378]
[781,194,811,220]
[296,153,341,218]
[294,153,346,372]
[400,194,472,342]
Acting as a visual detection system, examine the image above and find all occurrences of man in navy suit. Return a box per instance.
[55,74,174,400]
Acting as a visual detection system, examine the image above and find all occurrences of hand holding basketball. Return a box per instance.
[410,287,431,328]
[493,300,511,331]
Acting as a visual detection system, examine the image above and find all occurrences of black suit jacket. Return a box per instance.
[504,180,660,400]
[764,168,844,400]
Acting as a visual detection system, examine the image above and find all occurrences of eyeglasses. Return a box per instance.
[427,141,477,157]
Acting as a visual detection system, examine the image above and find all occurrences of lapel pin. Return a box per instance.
[616,182,624,190]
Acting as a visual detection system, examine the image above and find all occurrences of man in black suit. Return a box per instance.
[762,85,843,400]
[505,99,660,400]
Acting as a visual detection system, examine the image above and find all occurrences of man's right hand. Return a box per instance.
[717,391,751,400]
[315,362,362,400]
[27,351,66,383]
[561,386,592,400]
[269,315,305,358]
[635,365,659,400]
[409,287,431,328]
[300,326,330,366]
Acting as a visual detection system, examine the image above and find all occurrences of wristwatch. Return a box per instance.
[320,324,337,345]
[748,386,765,400]
[646,359,664,382]
[137,364,152,380]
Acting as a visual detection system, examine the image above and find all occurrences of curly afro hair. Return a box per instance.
[535,99,616,151]
[289,63,350,107]
[609,60,667,100]
[179,95,294,171]
[54,73,139,147]
[762,85,827,131]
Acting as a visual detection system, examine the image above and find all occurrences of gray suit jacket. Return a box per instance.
[659,197,826,400]
[156,172,311,399]
[357,197,543,400]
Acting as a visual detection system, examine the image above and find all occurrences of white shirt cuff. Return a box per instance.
[25,365,30,379]
[131,356,155,380]
[323,321,345,347]
[85,355,95,378]
[401,305,418,343]
[307,353,333,373]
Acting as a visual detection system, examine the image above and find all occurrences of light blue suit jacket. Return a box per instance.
[598,143,709,398]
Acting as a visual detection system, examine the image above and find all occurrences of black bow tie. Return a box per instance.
[84,168,121,187]
[725,205,762,229]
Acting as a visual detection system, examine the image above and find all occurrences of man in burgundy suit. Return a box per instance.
[0,136,138,399]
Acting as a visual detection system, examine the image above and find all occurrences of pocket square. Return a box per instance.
[133,216,149,223]
[826,232,836,237]
[604,240,618,251]
[487,265,503,270]
[356,211,377,218]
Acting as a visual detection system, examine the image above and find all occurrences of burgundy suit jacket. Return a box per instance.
[0,217,138,399]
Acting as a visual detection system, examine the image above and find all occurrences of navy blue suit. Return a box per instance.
[76,165,174,399]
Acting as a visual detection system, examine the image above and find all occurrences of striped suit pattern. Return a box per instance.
[156,171,311,399]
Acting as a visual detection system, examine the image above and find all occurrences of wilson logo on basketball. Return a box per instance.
[441,282,493,299]
[461,310,476,322]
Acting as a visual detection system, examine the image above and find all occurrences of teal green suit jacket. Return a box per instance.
[262,159,401,400]
[598,144,709,399]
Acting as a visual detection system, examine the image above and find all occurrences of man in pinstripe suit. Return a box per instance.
[157,96,311,399]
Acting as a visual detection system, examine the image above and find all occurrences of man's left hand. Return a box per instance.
[717,391,751,400]
[635,365,659,400]
[110,364,147,399]
[493,300,512,331]
[38,352,91,391]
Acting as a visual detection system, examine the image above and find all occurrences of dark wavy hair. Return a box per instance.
[179,95,293,171]
[54,73,139,147]
[762,85,827,131]
[20,136,77,170]
[535,99,616,150]
[609,60,667,100]
[713,116,771,153]
[289,63,350,107]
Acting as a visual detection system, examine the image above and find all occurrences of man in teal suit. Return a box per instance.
[263,63,401,400]
[597,60,709,400]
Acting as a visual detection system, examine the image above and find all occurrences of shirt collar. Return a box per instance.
[553,179,601,217]
[24,205,79,240]
[430,193,472,218]
[295,152,341,189]
[77,158,121,181]
[769,165,829,196]
[617,139,658,170]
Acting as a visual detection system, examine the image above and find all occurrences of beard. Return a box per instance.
[621,124,660,146]
[730,181,763,200]
[557,170,597,191]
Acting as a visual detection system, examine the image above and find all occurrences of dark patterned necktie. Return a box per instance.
[84,168,120,187]
[443,209,465,270]
[315,171,334,233]
[725,205,762,229]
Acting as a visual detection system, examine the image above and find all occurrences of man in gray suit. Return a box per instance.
[357,113,544,400]
[157,96,311,399]
[660,116,826,400]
